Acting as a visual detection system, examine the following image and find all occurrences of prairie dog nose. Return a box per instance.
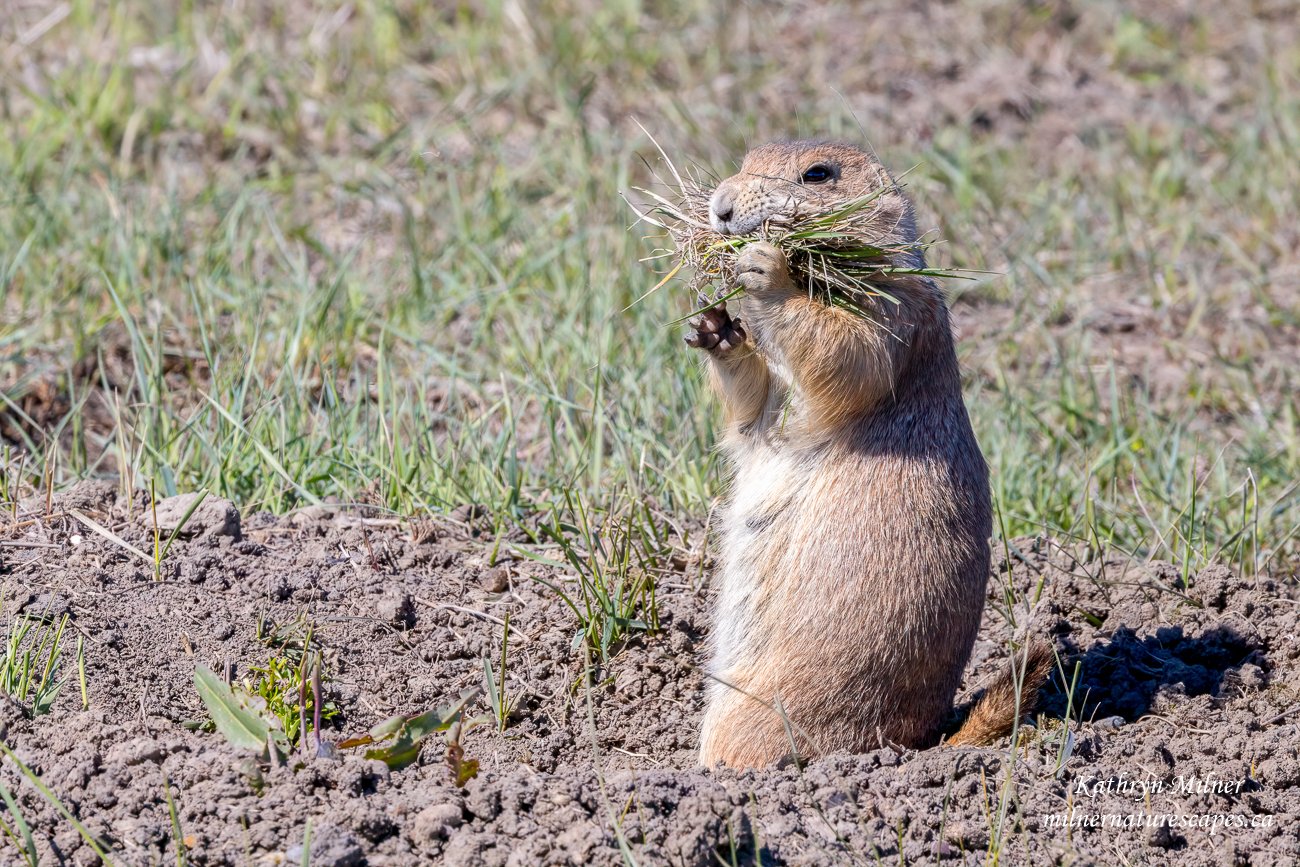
[710,186,737,234]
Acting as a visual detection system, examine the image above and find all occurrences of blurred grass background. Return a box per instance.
[2,0,1297,575]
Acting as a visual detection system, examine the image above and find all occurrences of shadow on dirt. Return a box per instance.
[1046,625,1263,723]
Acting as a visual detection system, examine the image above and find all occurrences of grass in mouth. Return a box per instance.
[626,147,973,327]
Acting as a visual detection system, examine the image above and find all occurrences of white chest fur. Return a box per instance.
[710,439,801,682]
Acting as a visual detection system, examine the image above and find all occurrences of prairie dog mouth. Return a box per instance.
[708,181,799,236]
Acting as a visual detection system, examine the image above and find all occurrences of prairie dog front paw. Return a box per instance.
[685,303,747,354]
[736,242,797,301]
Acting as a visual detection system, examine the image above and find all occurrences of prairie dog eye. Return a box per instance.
[800,164,836,184]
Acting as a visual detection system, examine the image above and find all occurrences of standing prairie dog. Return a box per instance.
[689,141,1043,768]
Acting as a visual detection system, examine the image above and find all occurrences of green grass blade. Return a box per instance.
[0,775,38,867]
[192,665,273,752]
[0,739,114,863]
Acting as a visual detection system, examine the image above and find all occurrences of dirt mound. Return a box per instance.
[0,484,1296,865]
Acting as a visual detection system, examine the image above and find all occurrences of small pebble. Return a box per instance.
[480,566,510,593]
[412,803,464,844]
[376,594,415,629]
[151,493,241,539]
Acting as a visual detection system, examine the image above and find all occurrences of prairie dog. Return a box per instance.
[688,141,1036,768]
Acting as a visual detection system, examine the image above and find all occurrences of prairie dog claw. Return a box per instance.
[686,304,747,354]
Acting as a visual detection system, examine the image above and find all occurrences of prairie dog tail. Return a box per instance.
[947,640,1055,747]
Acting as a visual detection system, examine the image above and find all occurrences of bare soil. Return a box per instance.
[0,481,1297,866]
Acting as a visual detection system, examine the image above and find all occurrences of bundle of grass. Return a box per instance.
[628,150,965,324]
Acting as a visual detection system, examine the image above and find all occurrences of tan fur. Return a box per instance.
[947,640,1055,747]
[692,141,999,768]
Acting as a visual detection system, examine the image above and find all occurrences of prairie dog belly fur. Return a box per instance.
[700,398,990,766]
[708,437,799,692]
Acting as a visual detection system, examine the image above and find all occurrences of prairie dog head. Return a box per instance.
[709,141,919,253]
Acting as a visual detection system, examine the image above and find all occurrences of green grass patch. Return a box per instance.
[0,0,1297,581]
